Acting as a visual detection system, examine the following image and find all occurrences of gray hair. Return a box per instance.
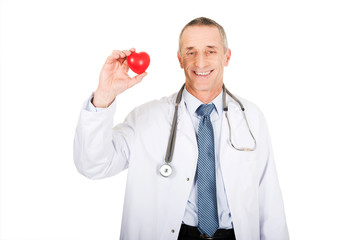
[178,17,228,53]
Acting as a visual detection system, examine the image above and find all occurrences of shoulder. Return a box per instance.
[135,92,176,114]
[225,91,269,137]
[124,92,176,123]
[227,92,264,118]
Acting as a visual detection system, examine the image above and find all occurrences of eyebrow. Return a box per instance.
[185,45,218,51]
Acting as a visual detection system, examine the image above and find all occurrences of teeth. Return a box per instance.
[195,71,211,76]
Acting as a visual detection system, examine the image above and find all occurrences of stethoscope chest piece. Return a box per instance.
[159,164,173,177]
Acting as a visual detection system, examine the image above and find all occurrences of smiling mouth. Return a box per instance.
[193,70,214,76]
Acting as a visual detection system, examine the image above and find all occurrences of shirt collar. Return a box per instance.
[183,86,223,120]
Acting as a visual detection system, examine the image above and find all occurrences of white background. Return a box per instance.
[1,0,359,239]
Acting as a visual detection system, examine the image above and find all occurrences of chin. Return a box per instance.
[190,81,212,91]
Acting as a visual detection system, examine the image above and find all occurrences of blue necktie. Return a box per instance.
[196,103,219,237]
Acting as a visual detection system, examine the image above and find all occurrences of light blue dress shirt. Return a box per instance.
[182,87,233,230]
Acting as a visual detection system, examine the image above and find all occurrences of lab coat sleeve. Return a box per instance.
[73,95,134,179]
[258,112,289,240]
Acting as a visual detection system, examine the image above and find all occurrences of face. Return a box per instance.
[177,25,231,101]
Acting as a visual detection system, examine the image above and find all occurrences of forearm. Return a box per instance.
[93,89,116,108]
[73,97,130,179]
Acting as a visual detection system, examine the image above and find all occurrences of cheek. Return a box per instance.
[216,58,226,68]
[182,59,194,70]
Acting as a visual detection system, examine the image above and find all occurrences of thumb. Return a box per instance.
[128,72,147,88]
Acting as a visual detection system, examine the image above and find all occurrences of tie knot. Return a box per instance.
[196,103,215,117]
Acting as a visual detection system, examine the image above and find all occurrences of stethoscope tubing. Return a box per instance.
[164,84,185,165]
[160,83,256,177]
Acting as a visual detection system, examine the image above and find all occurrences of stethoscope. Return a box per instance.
[159,84,257,177]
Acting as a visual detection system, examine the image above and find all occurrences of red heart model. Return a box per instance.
[127,51,150,74]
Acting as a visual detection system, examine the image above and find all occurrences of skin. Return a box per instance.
[93,48,147,108]
[93,25,231,107]
[177,25,231,104]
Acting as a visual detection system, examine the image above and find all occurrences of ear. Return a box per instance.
[224,48,231,67]
[177,51,184,69]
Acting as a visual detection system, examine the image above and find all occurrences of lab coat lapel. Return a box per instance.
[177,99,197,146]
[166,96,198,177]
[167,94,197,148]
[219,98,257,240]
[219,97,245,159]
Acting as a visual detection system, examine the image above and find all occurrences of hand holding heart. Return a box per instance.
[93,48,149,108]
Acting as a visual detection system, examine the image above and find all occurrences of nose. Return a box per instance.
[194,52,208,68]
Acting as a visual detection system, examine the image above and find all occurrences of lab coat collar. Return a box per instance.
[167,85,244,125]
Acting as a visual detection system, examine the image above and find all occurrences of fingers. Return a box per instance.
[106,48,136,64]
[128,72,147,88]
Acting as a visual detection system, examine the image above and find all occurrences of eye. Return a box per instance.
[209,50,216,54]
[188,52,195,56]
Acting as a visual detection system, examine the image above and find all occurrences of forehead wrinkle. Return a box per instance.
[179,25,227,53]
[184,45,218,52]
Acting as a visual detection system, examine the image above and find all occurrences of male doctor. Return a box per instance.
[74,17,289,240]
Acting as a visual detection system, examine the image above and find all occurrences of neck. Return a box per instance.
[185,83,223,104]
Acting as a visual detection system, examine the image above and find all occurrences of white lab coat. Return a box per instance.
[74,91,289,240]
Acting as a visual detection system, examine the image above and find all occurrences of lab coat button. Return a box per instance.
[186,178,190,181]
[171,229,175,233]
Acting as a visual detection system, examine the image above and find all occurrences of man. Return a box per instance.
[74,17,289,240]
